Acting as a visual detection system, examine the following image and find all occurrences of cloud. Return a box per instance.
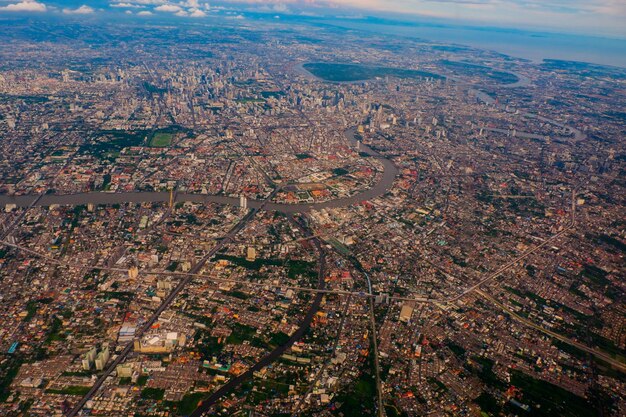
[124,0,166,4]
[137,10,153,15]
[0,0,47,12]
[214,0,626,35]
[63,5,95,14]
[272,3,289,12]
[155,4,182,12]
[151,2,208,16]
[211,0,626,16]
[110,2,146,8]
[189,8,206,17]
[590,0,626,15]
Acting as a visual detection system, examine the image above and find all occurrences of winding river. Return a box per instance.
[0,128,399,213]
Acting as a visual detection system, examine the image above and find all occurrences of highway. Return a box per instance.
[9,201,609,417]
[446,224,574,302]
[475,289,626,373]
[66,203,263,417]
[326,248,385,417]
[0,237,432,303]
[368,279,385,417]
[0,76,615,417]
[359,267,385,417]
[291,294,353,416]
[188,214,327,416]
[0,192,44,241]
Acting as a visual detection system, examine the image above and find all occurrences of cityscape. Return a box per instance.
[0,2,624,417]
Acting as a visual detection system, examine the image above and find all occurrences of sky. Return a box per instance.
[0,0,625,38]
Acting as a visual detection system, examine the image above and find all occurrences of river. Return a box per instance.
[0,129,399,213]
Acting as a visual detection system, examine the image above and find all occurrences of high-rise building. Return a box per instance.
[82,347,97,370]
[95,346,110,371]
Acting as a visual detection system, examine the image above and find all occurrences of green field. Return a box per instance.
[303,62,444,82]
[173,392,205,415]
[440,60,519,84]
[510,370,599,417]
[141,387,165,401]
[226,323,257,345]
[213,255,317,279]
[149,132,174,147]
[45,386,91,396]
[79,130,147,159]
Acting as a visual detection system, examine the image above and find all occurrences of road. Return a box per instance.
[358,266,385,417]
[446,224,574,302]
[475,289,626,373]
[66,202,263,417]
[0,192,44,241]
[188,214,327,416]
[1,77,611,417]
[367,280,385,417]
[291,294,352,416]
[326,247,385,417]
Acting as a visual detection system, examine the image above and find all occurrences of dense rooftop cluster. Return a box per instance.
[0,14,624,417]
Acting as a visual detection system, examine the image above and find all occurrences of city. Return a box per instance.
[0,2,624,417]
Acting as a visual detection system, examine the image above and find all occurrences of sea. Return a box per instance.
[321,19,626,68]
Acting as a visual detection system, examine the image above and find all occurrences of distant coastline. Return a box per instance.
[321,19,626,69]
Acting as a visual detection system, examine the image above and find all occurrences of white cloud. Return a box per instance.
[0,0,47,12]
[63,5,95,14]
[149,2,209,17]
[216,0,626,36]
[155,4,182,12]
[127,0,165,4]
[189,8,206,17]
[109,0,211,14]
[137,10,153,15]
[110,2,145,8]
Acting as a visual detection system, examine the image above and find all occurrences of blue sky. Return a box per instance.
[0,0,625,38]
